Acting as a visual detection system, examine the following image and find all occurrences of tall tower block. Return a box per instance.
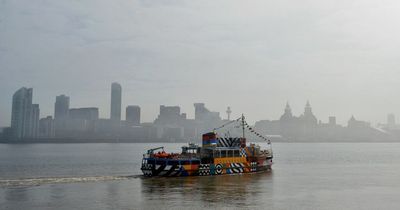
[110,82,122,121]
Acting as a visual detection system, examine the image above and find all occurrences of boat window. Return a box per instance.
[214,150,220,158]
[182,147,187,154]
[222,150,228,158]
[212,150,217,158]
[234,150,240,157]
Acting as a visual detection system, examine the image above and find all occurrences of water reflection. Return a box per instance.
[5,187,28,203]
[140,172,274,207]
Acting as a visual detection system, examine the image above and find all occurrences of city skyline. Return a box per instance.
[2,82,399,128]
[1,83,398,129]
[4,84,398,143]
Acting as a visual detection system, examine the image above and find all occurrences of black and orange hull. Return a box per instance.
[141,156,273,177]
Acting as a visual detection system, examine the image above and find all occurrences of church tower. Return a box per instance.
[280,102,293,122]
[302,100,317,125]
[285,102,292,116]
[304,100,312,116]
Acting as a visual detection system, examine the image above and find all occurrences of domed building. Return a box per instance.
[300,101,318,126]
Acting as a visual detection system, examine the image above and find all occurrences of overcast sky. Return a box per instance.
[1,0,400,126]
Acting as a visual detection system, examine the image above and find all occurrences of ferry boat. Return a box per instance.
[141,115,273,177]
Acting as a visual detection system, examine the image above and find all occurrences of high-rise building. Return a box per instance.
[154,105,186,125]
[110,82,122,121]
[69,108,99,120]
[31,104,40,138]
[126,105,141,125]
[54,95,69,137]
[194,103,221,122]
[54,95,70,120]
[11,87,33,139]
[63,107,99,133]
[39,116,55,138]
[194,103,206,121]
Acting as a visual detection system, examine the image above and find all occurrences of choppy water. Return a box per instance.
[1,143,400,210]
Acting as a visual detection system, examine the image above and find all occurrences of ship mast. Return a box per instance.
[241,114,245,139]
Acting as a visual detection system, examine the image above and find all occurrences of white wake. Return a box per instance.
[0,175,141,187]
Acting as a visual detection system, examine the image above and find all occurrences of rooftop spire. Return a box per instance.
[285,101,290,109]
[285,101,292,112]
[281,101,293,120]
[304,100,313,116]
[306,100,311,108]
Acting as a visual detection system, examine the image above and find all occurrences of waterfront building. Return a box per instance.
[153,105,187,140]
[348,116,370,129]
[11,87,33,139]
[194,103,221,122]
[54,95,70,137]
[301,101,318,125]
[193,103,222,138]
[126,105,141,125]
[69,108,99,120]
[110,82,122,121]
[280,102,293,121]
[154,105,186,125]
[0,127,12,141]
[54,95,70,120]
[39,116,55,138]
[58,107,100,135]
[255,101,326,141]
[31,104,40,138]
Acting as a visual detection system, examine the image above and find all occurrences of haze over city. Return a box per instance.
[2,0,400,127]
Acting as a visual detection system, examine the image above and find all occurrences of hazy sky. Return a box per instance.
[1,0,400,127]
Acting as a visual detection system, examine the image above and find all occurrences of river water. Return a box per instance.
[1,143,400,210]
